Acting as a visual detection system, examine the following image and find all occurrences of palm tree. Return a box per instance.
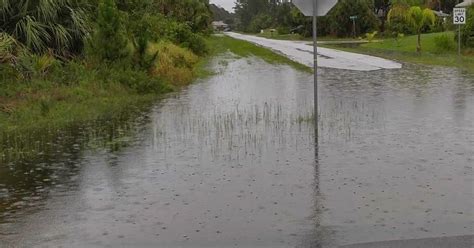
[0,0,88,55]
[389,5,435,52]
[406,6,435,52]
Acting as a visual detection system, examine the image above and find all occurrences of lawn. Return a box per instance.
[327,32,474,73]
[362,32,451,52]
[251,30,474,73]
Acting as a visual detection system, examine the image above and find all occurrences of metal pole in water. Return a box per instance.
[312,0,318,138]
[458,24,461,56]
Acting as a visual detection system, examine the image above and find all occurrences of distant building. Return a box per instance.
[456,0,473,7]
[212,21,229,31]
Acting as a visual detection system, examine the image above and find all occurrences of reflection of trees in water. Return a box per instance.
[0,112,150,223]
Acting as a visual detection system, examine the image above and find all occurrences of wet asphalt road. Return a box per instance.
[0,53,473,247]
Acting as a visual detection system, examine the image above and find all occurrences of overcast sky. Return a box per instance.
[210,0,235,12]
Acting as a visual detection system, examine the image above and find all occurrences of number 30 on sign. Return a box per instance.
[453,8,466,25]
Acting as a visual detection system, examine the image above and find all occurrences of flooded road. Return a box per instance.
[0,54,473,247]
[225,32,402,71]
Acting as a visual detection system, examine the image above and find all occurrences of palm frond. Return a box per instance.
[1,0,89,54]
[14,15,50,52]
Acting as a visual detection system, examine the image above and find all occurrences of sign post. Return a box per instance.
[292,0,338,138]
[453,8,466,55]
[350,16,358,38]
[312,0,318,138]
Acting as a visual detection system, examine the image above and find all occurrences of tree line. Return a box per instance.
[234,0,467,38]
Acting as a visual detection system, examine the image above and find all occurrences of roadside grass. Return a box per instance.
[257,32,306,40]
[255,30,367,42]
[0,42,209,135]
[207,35,311,72]
[246,30,474,72]
[0,76,158,134]
[324,32,474,73]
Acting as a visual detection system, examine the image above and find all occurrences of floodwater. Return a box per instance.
[0,54,473,248]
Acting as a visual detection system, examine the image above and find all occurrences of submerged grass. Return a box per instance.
[0,33,311,161]
[207,35,311,72]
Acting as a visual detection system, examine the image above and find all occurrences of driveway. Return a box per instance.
[225,32,402,71]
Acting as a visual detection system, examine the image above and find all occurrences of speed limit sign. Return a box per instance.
[453,8,466,24]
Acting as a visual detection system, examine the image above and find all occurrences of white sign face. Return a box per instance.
[453,8,466,24]
[292,0,339,17]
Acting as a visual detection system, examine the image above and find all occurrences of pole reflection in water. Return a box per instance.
[312,132,323,248]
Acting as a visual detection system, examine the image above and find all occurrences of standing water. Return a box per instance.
[0,54,473,247]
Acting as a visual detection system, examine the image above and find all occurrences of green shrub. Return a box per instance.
[164,22,208,55]
[394,32,405,47]
[185,34,208,56]
[0,33,18,63]
[277,26,291,35]
[148,42,198,86]
[328,0,380,37]
[365,31,378,42]
[88,0,131,62]
[127,12,209,56]
[48,61,92,86]
[0,64,18,91]
[248,14,273,33]
[434,33,456,53]
[16,53,59,79]
[387,5,414,35]
[129,13,166,42]
[458,6,474,48]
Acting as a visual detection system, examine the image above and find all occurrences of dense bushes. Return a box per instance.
[434,33,456,52]
[165,22,209,55]
[88,0,131,62]
[0,0,213,128]
[248,14,273,33]
[149,42,199,85]
[387,4,415,35]
[127,12,209,56]
[459,6,474,48]
[327,0,380,37]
